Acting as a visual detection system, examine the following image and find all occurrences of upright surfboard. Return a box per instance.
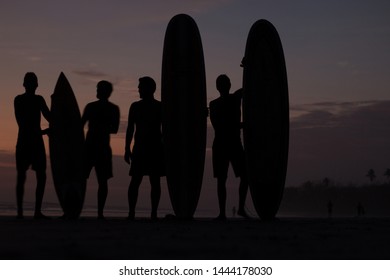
[162,14,207,219]
[242,20,289,220]
[49,72,86,219]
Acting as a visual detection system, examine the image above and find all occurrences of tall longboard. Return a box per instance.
[162,14,207,219]
[242,20,289,220]
[49,72,86,219]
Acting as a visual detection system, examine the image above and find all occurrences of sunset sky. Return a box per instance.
[1,1,390,215]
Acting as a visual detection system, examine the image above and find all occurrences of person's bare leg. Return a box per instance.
[150,176,161,220]
[237,176,249,218]
[97,178,108,219]
[128,175,143,220]
[215,177,227,220]
[16,171,26,219]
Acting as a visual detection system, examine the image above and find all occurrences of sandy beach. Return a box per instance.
[1,216,389,260]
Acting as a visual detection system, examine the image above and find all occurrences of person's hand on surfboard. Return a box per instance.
[124,150,132,165]
[240,57,246,68]
[41,128,51,136]
[233,88,243,97]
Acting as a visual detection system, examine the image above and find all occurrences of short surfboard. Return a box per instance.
[49,72,86,219]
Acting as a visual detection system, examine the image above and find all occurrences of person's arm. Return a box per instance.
[40,96,51,122]
[40,96,51,135]
[209,102,216,128]
[14,97,22,127]
[209,101,222,131]
[81,104,89,127]
[124,104,135,164]
[110,105,120,134]
[235,90,245,129]
[233,88,243,99]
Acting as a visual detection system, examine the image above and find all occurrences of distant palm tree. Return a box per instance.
[366,169,376,183]
[384,169,390,181]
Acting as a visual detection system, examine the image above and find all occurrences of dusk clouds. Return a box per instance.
[288,100,390,185]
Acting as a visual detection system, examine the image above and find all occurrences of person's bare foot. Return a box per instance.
[237,209,250,219]
[213,215,227,221]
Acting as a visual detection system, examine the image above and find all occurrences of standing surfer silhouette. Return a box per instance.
[82,81,120,219]
[125,77,165,220]
[14,72,50,219]
[209,74,249,220]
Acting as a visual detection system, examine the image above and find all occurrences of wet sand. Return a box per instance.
[0,216,389,260]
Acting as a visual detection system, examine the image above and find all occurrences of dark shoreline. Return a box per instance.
[0,216,389,260]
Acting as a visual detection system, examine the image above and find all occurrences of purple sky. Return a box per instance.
[1,1,390,215]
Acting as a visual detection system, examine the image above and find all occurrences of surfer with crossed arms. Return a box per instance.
[82,81,120,220]
[14,72,50,219]
[209,74,249,220]
[125,77,165,220]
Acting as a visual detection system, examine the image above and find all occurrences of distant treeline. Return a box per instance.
[279,183,390,217]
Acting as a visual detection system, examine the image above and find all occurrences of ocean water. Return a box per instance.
[0,201,217,218]
[0,201,348,219]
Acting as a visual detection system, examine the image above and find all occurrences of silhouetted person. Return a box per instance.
[210,74,249,220]
[14,72,50,219]
[327,200,333,218]
[125,77,164,220]
[82,81,120,219]
[357,202,365,217]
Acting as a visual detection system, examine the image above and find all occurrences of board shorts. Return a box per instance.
[129,144,165,177]
[85,145,113,181]
[212,140,246,179]
[16,137,46,172]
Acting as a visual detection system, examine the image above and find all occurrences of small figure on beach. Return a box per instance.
[327,200,333,218]
[125,77,165,220]
[209,74,249,221]
[82,81,120,219]
[357,202,365,217]
[14,72,50,219]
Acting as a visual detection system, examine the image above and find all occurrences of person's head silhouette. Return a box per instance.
[216,74,231,96]
[138,76,156,99]
[23,72,38,93]
[96,80,113,100]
